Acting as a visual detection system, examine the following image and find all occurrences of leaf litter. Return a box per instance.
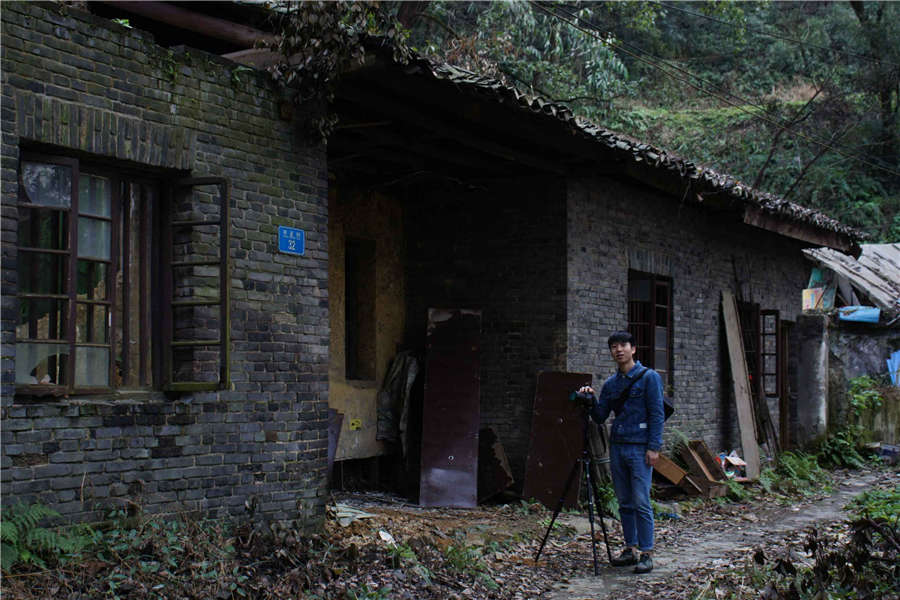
[2,469,895,599]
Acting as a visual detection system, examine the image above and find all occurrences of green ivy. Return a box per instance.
[818,376,884,469]
[848,375,884,417]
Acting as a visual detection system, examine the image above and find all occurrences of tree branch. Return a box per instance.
[752,84,825,190]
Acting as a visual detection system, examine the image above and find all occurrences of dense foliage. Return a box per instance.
[266,1,408,141]
[390,1,899,241]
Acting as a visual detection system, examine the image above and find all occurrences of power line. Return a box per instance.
[530,1,900,179]
[653,1,900,69]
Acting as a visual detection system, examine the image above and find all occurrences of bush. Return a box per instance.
[817,376,885,469]
[765,451,832,496]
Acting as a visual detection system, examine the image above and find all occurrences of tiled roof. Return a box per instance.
[404,58,862,242]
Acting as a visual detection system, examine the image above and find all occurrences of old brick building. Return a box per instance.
[2,2,861,524]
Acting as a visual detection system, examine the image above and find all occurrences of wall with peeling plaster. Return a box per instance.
[327,186,405,461]
[828,324,900,444]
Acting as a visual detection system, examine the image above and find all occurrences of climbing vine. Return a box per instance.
[265,1,409,142]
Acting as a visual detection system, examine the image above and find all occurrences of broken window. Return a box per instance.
[627,271,672,391]
[345,238,376,380]
[15,154,230,395]
[760,310,780,398]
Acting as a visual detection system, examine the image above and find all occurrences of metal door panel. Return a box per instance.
[419,309,481,507]
[523,371,593,509]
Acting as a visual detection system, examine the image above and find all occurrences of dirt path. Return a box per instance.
[546,469,892,600]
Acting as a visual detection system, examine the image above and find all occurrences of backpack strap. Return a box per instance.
[611,367,648,416]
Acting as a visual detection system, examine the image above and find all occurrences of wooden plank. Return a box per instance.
[688,440,727,481]
[681,446,716,483]
[722,290,761,479]
[678,474,704,496]
[654,453,686,485]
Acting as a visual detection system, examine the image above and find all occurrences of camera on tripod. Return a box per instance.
[569,389,596,407]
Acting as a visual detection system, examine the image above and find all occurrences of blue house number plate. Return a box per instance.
[278,226,305,255]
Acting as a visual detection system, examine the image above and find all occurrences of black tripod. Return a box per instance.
[533,406,613,576]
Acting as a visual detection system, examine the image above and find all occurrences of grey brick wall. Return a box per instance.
[404,178,568,482]
[2,3,329,526]
[567,178,809,455]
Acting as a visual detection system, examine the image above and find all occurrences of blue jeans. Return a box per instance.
[610,443,654,552]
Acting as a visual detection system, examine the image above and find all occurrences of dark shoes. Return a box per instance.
[634,553,653,574]
[610,548,638,566]
[611,548,654,573]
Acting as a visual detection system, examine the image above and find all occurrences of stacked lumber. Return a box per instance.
[653,440,728,498]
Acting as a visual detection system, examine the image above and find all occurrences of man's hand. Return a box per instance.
[645,450,659,467]
[578,386,594,395]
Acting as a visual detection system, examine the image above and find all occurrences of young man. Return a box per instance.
[578,330,665,574]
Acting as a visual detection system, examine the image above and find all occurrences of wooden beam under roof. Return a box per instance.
[345,62,622,171]
[336,79,573,176]
[743,205,858,255]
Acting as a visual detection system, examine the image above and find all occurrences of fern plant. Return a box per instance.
[1,503,93,571]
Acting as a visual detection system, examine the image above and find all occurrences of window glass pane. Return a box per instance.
[628,278,651,301]
[75,346,109,387]
[21,162,72,208]
[655,350,667,369]
[18,252,67,294]
[628,301,651,324]
[655,326,668,349]
[655,306,668,327]
[77,217,111,260]
[78,174,112,217]
[764,375,777,395]
[18,207,68,250]
[764,354,777,373]
[77,261,109,300]
[76,303,109,344]
[18,298,68,340]
[16,342,68,385]
[655,282,669,305]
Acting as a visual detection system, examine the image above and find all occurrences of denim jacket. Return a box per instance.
[590,361,665,451]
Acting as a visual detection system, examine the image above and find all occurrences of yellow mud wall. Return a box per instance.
[328,186,405,460]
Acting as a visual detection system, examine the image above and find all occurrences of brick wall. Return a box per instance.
[1,3,330,526]
[404,178,568,482]
[567,178,810,455]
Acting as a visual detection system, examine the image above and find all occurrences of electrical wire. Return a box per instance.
[652,1,900,69]
[530,1,900,179]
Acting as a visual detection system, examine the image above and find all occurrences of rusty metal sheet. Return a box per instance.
[523,371,593,510]
[419,309,481,507]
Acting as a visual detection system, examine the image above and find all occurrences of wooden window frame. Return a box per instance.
[15,153,121,396]
[161,177,231,392]
[627,270,674,392]
[15,154,231,396]
[760,310,780,399]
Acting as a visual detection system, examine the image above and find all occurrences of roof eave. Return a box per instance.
[743,206,861,256]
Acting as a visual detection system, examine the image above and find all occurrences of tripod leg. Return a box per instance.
[534,458,580,565]
[582,458,600,576]
[589,469,614,563]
